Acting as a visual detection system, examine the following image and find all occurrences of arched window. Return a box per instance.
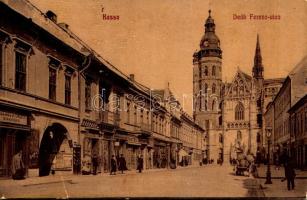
[237,131,242,141]
[239,86,244,95]
[212,100,216,111]
[204,83,208,93]
[204,66,208,76]
[204,100,208,111]
[235,102,244,120]
[212,65,216,76]
[218,116,222,126]
[212,83,216,94]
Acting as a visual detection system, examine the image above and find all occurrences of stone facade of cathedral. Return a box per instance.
[193,10,284,162]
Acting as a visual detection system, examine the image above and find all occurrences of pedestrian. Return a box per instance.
[118,154,127,174]
[275,153,280,170]
[283,159,296,190]
[137,155,144,173]
[92,153,98,175]
[110,155,117,175]
[12,150,25,180]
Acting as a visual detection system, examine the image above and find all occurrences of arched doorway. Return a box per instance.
[39,123,71,176]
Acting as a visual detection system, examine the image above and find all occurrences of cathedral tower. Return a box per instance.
[193,10,223,160]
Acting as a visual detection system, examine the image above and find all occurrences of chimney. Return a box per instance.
[129,74,135,81]
[58,23,69,30]
[46,10,57,23]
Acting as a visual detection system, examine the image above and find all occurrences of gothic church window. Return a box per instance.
[212,100,216,111]
[212,65,216,76]
[204,66,208,76]
[235,102,244,120]
[212,83,216,94]
[204,83,208,93]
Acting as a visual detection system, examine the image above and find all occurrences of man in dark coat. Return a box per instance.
[137,155,144,173]
[92,153,99,175]
[110,155,117,175]
[118,154,127,174]
[284,159,296,190]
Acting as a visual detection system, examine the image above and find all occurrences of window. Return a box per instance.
[212,100,216,111]
[218,116,222,126]
[85,79,91,110]
[219,134,223,143]
[204,66,208,76]
[235,102,244,120]
[48,67,56,101]
[257,132,261,143]
[212,83,216,94]
[0,44,3,85]
[257,114,262,127]
[205,100,208,111]
[212,65,216,76]
[64,75,71,105]
[237,131,242,141]
[126,102,130,123]
[204,83,208,93]
[15,52,27,91]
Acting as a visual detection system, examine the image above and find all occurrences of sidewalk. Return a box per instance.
[257,164,307,179]
[0,164,203,188]
[256,165,307,198]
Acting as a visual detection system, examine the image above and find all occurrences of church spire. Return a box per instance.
[252,34,264,79]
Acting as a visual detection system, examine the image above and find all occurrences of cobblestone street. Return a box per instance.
[0,165,263,198]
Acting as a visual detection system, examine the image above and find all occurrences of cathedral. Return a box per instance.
[192,10,284,162]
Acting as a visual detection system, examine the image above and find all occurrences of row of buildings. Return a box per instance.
[264,56,307,170]
[0,0,205,178]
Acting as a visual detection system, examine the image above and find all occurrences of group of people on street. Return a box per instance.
[110,154,144,175]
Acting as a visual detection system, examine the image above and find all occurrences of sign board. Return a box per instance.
[0,110,28,125]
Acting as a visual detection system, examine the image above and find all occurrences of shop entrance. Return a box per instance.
[0,128,29,177]
[39,123,71,176]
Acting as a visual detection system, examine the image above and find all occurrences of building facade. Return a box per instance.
[0,0,205,178]
[193,10,285,162]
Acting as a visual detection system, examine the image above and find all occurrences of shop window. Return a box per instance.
[65,74,71,105]
[48,67,57,101]
[15,52,27,91]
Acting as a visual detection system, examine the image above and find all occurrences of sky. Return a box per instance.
[29,0,307,114]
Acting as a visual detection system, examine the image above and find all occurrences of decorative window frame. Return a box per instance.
[0,29,13,87]
[12,37,33,92]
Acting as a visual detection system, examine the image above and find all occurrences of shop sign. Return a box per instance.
[0,110,28,125]
[128,137,138,144]
[114,141,120,146]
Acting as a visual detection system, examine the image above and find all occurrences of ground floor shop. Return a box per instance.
[0,106,31,178]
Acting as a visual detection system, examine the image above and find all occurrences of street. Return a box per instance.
[0,165,264,198]
[0,165,261,198]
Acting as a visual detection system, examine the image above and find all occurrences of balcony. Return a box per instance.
[97,110,120,129]
[135,123,152,136]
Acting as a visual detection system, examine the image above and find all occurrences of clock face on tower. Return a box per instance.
[204,41,209,47]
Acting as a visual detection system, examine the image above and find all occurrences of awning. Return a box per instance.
[178,149,188,157]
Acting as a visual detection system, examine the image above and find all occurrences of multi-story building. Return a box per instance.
[193,10,285,162]
[0,0,205,178]
[0,1,87,177]
[264,56,307,165]
[289,94,307,169]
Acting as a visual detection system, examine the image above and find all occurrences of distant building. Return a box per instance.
[193,10,284,162]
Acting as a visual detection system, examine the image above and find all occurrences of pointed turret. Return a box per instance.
[252,34,264,79]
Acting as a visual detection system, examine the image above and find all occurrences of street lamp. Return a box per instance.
[265,127,272,184]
